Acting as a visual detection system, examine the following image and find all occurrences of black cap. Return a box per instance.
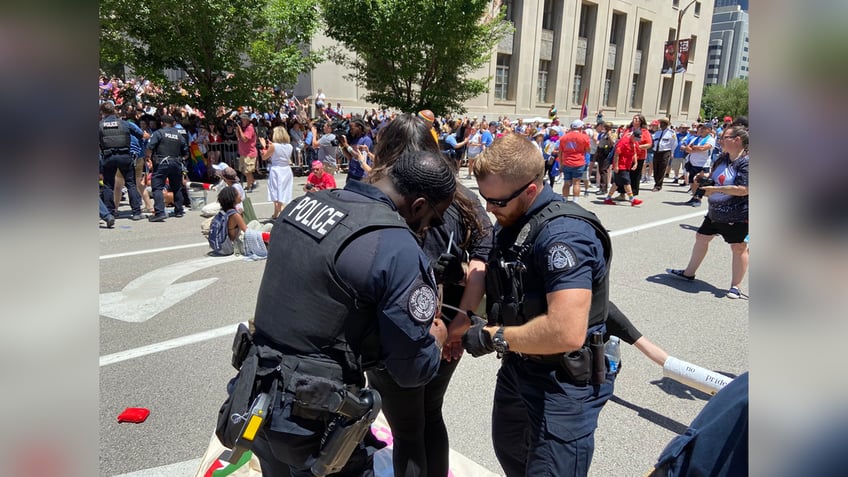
[488,121,498,127]
[160,114,175,124]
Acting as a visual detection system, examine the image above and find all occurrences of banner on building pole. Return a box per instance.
[662,38,691,74]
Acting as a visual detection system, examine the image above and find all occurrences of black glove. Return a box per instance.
[431,252,464,285]
[462,314,495,357]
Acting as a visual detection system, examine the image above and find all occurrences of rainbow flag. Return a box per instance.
[188,141,207,180]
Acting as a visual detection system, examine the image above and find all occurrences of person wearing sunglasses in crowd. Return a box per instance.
[302,160,336,193]
[462,133,615,477]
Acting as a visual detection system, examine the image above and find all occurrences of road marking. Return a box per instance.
[608,211,705,237]
[100,211,705,362]
[100,243,209,260]
[100,323,241,367]
[100,255,241,323]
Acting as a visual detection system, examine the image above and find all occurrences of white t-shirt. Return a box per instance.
[687,135,715,168]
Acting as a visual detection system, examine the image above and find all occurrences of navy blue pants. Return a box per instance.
[101,154,142,215]
[151,158,185,216]
[492,354,614,477]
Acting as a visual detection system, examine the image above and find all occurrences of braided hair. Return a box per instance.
[389,150,456,206]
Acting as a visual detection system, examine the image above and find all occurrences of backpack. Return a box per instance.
[208,209,239,254]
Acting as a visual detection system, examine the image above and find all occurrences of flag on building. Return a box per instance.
[579,90,589,120]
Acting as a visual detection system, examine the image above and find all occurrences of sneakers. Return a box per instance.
[672,177,679,184]
[603,198,616,205]
[666,269,695,281]
[685,198,702,207]
[148,213,167,222]
[130,214,143,221]
[170,211,185,218]
[631,198,643,206]
[726,286,742,299]
[105,216,115,228]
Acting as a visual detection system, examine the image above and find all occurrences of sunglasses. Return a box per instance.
[480,174,540,208]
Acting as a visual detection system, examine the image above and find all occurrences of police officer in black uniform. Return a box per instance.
[462,133,615,477]
[220,150,455,477]
[99,101,147,220]
[144,114,188,222]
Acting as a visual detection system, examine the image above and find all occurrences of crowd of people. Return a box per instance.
[100,74,749,477]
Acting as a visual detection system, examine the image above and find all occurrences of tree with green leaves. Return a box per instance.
[100,0,322,119]
[319,0,511,116]
[701,78,749,121]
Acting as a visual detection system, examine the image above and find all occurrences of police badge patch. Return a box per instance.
[546,243,577,271]
[407,284,437,323]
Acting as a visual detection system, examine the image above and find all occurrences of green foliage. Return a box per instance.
[100,0,322,118]
[701,78,749,120]
[319,0,511,116]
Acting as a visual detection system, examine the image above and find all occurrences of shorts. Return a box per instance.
[561,165,586,181]
[239,155,257,174]
[613,170,631,187]
[685,162,709,177]
[697,216,749,244]
[671,156,685,170]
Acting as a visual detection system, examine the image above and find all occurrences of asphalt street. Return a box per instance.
[100,172,748,477]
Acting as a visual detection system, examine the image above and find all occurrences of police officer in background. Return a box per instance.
[224,150,455,476]
[144,114,188,222]
[99,101,147,220]
[463,133,615,477]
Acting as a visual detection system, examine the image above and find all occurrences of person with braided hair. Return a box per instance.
[364,113,493,477]
[233,149,455,476]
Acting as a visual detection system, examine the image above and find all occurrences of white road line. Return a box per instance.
[100,323,242,367]
[100,242,209,260]
[100,211,705,365]
[608,210,704,237]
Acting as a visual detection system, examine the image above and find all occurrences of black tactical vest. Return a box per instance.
[99,116,130,155]
[154,126,183,158]
[486,200,612,329]
[253,189,411,385]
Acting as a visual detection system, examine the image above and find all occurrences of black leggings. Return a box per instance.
[366,358,460,477]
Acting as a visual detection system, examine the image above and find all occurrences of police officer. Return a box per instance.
[224,150,455,477]
[463,133,615,477]
[145,114,188,222]
[99,101,147,220]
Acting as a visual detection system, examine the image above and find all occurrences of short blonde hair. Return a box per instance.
[272,126,290,144]
[473,132,543,182]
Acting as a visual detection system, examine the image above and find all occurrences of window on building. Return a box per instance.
[572,65,584,105]
[682,81,692,112]
[689,35,697,60]
[537,60,550,102]
[744,46,749,52]
[673,0,680,8]
[603,70,614,106]
[504,0,515,23]
[495,54,510,101]
[542,0,554,30]
[610,13,622,44]
[579,4,590,38]
[694,1,701,17]
[668,28,676,42]
[742,56,748,61]
[630,74,640,109]
[660,77,672,111]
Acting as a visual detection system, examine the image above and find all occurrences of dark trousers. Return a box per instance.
[99,196,112,220]
[101,155,142,215]
[151,158,185,215]
[653,150,672,190]
[366,358,460,477]
[629,159,646,195]
[492,355,614,477]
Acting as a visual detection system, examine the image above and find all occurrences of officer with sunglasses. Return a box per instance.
[462,133,615,477]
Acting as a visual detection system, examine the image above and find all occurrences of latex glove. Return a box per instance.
[431,252,463,285]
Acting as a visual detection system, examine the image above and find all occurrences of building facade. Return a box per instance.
[295,0,715,125]
[705,5,749,86]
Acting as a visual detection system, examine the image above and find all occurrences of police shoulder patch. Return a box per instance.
[546,242,577,272]
[407,284,437,324]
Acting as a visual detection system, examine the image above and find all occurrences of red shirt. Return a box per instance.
[558,131,590,168]
[631,127,652,160]
[614,133,638,171]
[238,123,257,158]
[306,171,337,191]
